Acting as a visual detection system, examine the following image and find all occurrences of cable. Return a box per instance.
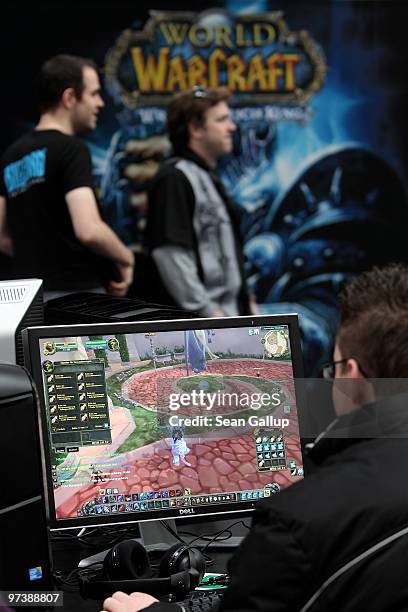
[158,519,251,566]
[54,560,103,592]
[159,519,250,547]
[51,524,141,549]
[159,520,186,544]
[179,520,251,551]
[177,529,232,542]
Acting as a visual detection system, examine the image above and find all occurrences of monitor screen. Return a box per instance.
[23,315,305,530]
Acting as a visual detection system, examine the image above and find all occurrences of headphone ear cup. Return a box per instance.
[159,543,205,588]
[159,543,188,577]
[103,540,152,581]
[185,548,206,588]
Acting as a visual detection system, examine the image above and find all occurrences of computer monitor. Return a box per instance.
[22,314,305,532]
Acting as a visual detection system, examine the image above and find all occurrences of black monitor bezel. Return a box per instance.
[23,314,304,530]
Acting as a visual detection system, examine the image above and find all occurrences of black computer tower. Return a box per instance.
[0,363,53,592]
[44,292,193,325]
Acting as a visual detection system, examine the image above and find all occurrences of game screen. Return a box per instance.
[38,324,304,522]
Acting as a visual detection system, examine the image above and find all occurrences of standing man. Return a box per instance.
[138,87,253,317]
[101,264,408,611]
[0,54,134,298]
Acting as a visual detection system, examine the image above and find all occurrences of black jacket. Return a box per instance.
[221,393,408,611]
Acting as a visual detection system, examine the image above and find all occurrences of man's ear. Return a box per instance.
[61,87,77,110]
[188,119,203,142]
[345,358,364,379]
[334,358,374,414]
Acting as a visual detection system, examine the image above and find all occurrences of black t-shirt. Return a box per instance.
[0,129,107,290]
[145,162,197,251]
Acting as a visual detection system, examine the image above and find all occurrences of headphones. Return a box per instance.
[79,540,206,600]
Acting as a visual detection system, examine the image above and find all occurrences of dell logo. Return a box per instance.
[179,508,195,515]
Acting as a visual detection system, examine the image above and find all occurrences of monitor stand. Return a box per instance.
[78,519,179,568]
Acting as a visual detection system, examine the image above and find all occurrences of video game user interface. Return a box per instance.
[38,324,304,522]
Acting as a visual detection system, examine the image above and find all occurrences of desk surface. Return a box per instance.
[51,531,234,612]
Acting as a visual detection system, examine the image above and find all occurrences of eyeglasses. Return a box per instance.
[322,359,367,380]
[321,359,349,380]
[192,85,208,98]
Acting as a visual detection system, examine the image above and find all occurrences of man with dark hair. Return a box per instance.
[335,266,408,379]
[101,264,408,611]
[0,54,134,297]
[38,55,99,113]
[138,87,253,317]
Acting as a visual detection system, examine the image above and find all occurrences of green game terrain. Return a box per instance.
[106,367,166,453]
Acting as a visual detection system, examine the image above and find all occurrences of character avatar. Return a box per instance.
[171,427,191,467]
[43,341,56,356]
[186,330,218,373]
[90,464,105,484]
[42,360,54,373]
[107,337,119,351]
